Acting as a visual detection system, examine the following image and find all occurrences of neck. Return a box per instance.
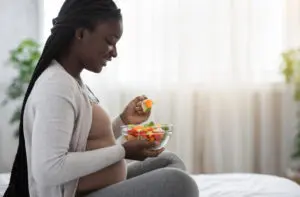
[57,53,83,79]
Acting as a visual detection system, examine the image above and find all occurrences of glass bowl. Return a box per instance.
[121,123,173,150]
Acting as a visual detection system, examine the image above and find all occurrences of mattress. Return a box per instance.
[0,173,9,197]
[1,173,300,196]
[191,173,300,197]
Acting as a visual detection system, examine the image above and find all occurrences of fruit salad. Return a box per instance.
[122,121,172,149]
[141,99,153,112]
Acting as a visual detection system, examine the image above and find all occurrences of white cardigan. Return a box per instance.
[23,61,125,197]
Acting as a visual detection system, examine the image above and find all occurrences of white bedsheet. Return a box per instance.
[1,173,300,196]
[191,173,300,197]
[0,173,9,197]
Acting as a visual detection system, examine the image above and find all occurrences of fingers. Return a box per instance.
[156,147,165,154]
[144,147,165,157]
[133,95,148,104]
[131,140,165,159]
[134,95,150,115]
[135,105,150,115]
[139,141,165,157]
[138,140,156,149]
[135,105,143,114]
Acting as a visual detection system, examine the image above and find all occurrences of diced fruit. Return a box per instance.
[127,134,136,141]
[153,132,163,141]
[133,125,143,130]
[155,124,161,127]
[145,99,153,108]
[124,122,170,148]
[143,121,155,128]
[142,99,153,112]
[149,136,155,142]
[147,121,155,127]
[128,129,137,136]
[128,124,135,128]
[161,126,169,131]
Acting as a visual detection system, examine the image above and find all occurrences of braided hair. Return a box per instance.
[4,0,121,196]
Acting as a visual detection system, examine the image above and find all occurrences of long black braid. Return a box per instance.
[4,0,121,196]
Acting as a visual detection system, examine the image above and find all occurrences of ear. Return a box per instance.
[75,28,85,40]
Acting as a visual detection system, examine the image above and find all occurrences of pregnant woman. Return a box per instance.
[4,0,199,197]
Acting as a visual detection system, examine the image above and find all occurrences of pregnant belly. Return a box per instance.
[77,133,127,194]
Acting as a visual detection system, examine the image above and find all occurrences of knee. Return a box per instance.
[160,151,187,170]
[162,168,199,197]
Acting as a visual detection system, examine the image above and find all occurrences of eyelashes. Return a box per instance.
[105,38,113,45]
[105,36,119,46]
[106,36,118,44]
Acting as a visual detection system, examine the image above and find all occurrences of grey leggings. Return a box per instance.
[86,151,199,197]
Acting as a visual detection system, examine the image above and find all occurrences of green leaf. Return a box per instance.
[1,38,41,136]
[144,108,151,113]
[292,150,300,159]
[148,121,155,126]
[295,90,300,101]
[9,107,22,125]
[14,128,19,138]
[162,126,170,131]
[144,121,155,127]
[6,78,25,100]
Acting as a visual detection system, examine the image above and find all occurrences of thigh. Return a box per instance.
[85,168,199,197]
[127,151,186,179]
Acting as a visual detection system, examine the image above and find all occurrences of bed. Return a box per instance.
[1,173,300,196]
[191,173,300,197]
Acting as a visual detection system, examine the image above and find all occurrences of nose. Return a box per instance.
[110,46,118,58]
[108,44,118,58]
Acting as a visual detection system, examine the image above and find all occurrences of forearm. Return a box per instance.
[112,115,125,139]
[32,144,125,186]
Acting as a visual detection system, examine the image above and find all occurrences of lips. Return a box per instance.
[102,58,111,67]
[100,54,111,67]
[99,59,107,67]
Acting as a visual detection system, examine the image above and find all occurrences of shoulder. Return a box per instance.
[30,61,81,105]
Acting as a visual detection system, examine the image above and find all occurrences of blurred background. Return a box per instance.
[1,0,300,179]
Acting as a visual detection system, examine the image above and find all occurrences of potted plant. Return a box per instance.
[281,48,300,183]
[1,39,41,136]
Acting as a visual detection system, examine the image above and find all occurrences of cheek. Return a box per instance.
[79,46,98,66]
[95,39,110,54]
[85,44,102,60]
[81,38,109,63]
[99,43,110,55]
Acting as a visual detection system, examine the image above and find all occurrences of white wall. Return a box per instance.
[0,0,40,173]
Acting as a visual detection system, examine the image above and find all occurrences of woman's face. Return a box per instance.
[76,19,123,73]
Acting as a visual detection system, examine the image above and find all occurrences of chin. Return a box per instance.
[95,66,103,73]
[89,65,103,73]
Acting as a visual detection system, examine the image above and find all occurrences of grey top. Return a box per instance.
[23,60,125,197]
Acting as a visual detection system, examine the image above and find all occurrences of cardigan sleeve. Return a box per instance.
[30,77,125,187]
[112,116,125,139]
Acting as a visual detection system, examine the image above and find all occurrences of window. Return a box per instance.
[42,0,286,87]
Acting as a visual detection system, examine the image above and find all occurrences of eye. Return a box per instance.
[105,38,114,45]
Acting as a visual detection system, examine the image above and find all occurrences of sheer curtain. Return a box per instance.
[42,0,298,175]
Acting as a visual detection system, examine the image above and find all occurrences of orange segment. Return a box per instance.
[144,99,153,108]
[133,125,143,130]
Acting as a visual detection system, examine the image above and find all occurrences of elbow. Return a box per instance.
[32,161,61,186]
[32,167,57,186]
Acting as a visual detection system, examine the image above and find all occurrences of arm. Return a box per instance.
[112,116,125,139]
[31,82,125,187]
